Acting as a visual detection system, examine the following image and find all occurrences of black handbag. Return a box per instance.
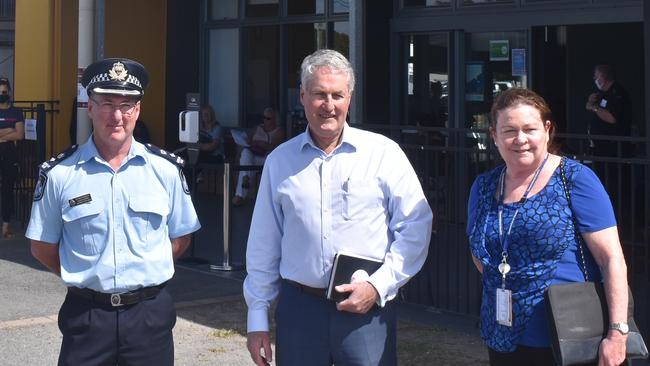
[544,159,649,366]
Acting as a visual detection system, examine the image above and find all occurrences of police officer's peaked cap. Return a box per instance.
[81,58,149,97]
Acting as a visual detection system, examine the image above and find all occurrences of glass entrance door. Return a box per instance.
[464,31,527,130]
[403,33,449,145]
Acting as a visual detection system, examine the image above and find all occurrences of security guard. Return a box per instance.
[26,58,201,366]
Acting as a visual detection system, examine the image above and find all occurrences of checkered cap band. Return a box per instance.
[88,73,142,88]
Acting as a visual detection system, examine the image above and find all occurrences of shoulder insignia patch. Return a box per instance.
[179,168,190,195]
[33,171,48,201]
[34,144,78,201]
[144,143,185,168]
[38,144,79,173]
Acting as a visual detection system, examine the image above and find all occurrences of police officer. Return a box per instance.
[26,58,201,366]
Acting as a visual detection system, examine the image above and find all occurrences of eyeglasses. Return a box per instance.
[263,116,273,120]
[90,97,138,115]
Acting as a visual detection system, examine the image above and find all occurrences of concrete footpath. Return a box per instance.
[0,228,492,366]
[0,232,253,365]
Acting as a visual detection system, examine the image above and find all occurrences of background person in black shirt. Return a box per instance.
[0,77,24,238]
[585,64,632,157]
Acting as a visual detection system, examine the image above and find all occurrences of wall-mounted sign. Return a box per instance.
[466,62,485,102]
[490,40,510,61]
[24,119,37,141]
[512,48,526,76]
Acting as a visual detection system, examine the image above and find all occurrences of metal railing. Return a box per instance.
[12,100,59,226]
[356,123,650,335]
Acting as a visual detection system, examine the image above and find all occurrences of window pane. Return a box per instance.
[463,0,513,5]
[245,0,278,17]
[403,0,451,7]
[244,26,279,124]
[287,23,326,134]
[333,21,349,58]
[210,0,237,20]
[333,0,350,14]
[288,0,324,15]
[464,31,527,131]
[403,34,449,129]
[208,29,239,127]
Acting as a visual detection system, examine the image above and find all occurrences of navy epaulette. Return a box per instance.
[38,144,79,173]
[144,143,185,167]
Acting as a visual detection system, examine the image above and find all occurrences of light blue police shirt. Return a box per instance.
[244,123,433,332]
[25,137,201,293]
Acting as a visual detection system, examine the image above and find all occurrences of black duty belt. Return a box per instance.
[283,279,327,299]
[67,282,167,307]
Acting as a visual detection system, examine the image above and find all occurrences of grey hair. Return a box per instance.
[300,49,355,93]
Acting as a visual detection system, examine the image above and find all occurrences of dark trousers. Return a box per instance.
[488,346,558,366]
[57,287,176,366]
[275,280,397,366]
[0,142,17,223]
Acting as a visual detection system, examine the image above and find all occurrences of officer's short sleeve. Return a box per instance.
[166,167,201,238]
[25,171,63,244]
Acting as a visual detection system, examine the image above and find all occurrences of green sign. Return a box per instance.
[490,40,509,61]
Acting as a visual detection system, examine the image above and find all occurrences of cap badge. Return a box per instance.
[108,62,128,81]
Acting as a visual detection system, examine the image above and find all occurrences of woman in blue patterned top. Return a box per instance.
[467,88,629,365]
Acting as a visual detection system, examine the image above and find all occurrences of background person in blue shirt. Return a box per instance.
[197,104,225,163]
[0,77,24,238]
[467,88,628,365]
[244,49,433,366]
[26,58,201,366]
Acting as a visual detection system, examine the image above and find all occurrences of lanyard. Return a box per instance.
[496,154,549,287]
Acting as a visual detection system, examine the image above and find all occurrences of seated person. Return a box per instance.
[197,105,225,164]
[183,105,224,185]
[233,107,284,206]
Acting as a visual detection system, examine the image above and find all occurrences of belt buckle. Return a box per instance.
[110,293,123,307]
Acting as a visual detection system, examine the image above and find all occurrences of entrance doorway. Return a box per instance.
[532,22,644,155]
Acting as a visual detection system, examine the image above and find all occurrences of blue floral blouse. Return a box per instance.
[466,158,616,352]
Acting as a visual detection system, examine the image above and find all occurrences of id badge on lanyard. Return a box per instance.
[493,154,549,328]
[496,288,512,326]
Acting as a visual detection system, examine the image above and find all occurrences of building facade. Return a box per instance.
[12,0,650,336]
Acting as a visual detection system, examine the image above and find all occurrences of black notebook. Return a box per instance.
[326,251,384,302]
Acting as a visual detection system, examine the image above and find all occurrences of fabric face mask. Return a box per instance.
[0,94,10,103]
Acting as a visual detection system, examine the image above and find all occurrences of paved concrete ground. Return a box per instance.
[0,232,253,365]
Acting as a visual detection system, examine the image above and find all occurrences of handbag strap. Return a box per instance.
[558,157,590,282]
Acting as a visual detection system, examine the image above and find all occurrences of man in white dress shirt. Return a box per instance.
[244,49,433,366]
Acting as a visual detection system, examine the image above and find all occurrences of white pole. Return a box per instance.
[76,0,94,144]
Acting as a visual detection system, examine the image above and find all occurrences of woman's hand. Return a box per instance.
[598,331,627,366]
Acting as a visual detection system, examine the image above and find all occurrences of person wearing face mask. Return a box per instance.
[0,77,24,238]
[585,64,632,157]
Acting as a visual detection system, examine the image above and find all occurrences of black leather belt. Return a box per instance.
[67,282,167,307]
[283,279,327,299]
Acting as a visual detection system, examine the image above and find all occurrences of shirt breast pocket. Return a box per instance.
[128,195,170,244]
[61,198,106,255]
[342,179,384,221]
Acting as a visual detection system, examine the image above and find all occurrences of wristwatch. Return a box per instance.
[609,322,630,335]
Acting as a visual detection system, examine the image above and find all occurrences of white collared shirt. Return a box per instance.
[244,124,433,332]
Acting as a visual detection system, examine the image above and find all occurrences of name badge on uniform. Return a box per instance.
[496,288,512,327]
[69,194,92,207]
[600,98,608,108]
